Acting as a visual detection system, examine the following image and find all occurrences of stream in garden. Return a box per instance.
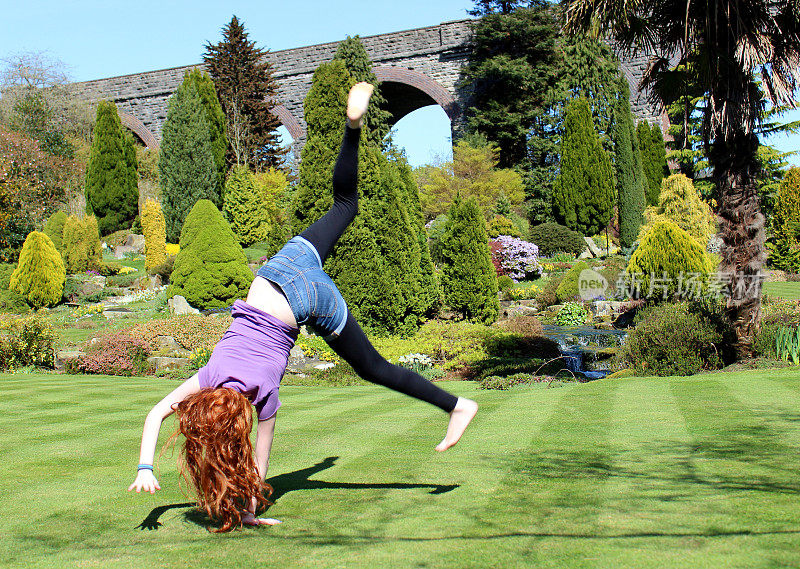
[541,325,628,379]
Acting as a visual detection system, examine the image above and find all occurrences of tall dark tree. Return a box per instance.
[637,120,669,205]
[461,2,562,169]
[84,101,138,235]
[468,0,535,16]
[159,77,218,242]
[333,36,392,147]
[566,0,800,356]
[183,69,228,200]
[612,82,647,248]
[203,16,286,171]
[552,97,614,236]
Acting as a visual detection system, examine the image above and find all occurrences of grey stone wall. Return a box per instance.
[70,19,665,149]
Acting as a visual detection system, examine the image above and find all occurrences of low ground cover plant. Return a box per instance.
[127,313,233,353]
[75,330,150,376]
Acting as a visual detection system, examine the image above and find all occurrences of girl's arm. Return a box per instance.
[128,374,202,493]
[254,414,276,482]
[241,415,281,525]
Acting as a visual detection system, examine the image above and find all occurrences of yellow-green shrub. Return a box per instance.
[0,315,57,370]
[640,174,716,246]
[43,211,67,253]
[141,198,167,274]
[627,220,714,299]
[9,231,65,308]
[62,215,101,273]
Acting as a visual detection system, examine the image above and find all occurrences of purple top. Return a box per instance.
[198,300,299,420]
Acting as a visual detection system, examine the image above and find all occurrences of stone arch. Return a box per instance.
[372,67,461,126]
[118,110,159,150]
[271,104,305,142]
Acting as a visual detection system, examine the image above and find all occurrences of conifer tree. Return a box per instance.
[638,121,669,205]
[61,214,101,273]
[627,220,714,300]
[291,60,351,234]
[9,231,65,308]
[141,199,167,274]
[159,76,218,242]
[333,36,392,147]
[461,2,561,168]
[254,167,293,259]
[640,174,716,246]
[183,69,228,200]
[84,101,138,235]
[553,97,614,236]
[168,199,253,309]
[439,196,499,324]
[769,167,800,272]
[612,83,647,248]
[223,165,271,247]
[203,16,286,171]
[43,210,67,253]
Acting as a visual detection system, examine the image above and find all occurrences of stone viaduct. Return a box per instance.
[71,19,665,153]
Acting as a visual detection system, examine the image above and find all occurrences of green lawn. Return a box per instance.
[2,369,800,568]
[763,281,800,300]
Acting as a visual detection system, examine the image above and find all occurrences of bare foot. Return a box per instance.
[435,397,478,452]
[347,82,374,128]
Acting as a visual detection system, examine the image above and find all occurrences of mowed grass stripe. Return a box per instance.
[485,380,620,532]
[351,383,573,542]
[670,378,800,535]
[723,371,800,447]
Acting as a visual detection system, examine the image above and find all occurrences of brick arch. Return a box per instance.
[372,66,461,124]
[271,104,305,142]
[118,110,159,150]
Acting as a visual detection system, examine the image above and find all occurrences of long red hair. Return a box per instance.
[171,388,273,532]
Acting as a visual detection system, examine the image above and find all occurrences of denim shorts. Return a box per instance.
[256,236,349,340]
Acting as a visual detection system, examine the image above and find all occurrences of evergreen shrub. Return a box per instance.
[141,199,168,274]
[641,174,715,246]
[770,167,800,272]
[556,260,590,303]
[530,223,585,257]
[621,301,724,375]
[62,215,101,273]
[85,101,139,235]
[0,264,29,313]
[43,211,67,253]
[439,196,499,324]
[9,231,65,308]
[487,215,521,238]
[0,315,56,370]
[535,275,562,307]
[627,220,714,300]
[223,165,271,247]
[167,199,253,309]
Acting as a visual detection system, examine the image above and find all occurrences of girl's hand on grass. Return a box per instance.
[241,511,282,526]
[128,470,161,494]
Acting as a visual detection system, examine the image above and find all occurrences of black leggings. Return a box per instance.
[300,126,458,413]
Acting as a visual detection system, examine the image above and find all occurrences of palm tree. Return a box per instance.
[564,0,800,357]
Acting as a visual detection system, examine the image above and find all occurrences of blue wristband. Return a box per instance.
[137,464,154,471]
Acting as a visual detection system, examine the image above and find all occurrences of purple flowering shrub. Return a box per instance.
[78,331,151,376]
[490,235,541,282]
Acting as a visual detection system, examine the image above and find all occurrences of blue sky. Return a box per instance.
[1,0,797,167]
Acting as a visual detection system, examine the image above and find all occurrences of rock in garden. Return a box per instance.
[103,307,134,319]
[583,237,603,258]
[125,234,146,252]
[55,349,83,371]
[147,356,189,372]
[80,275,106,296]
[168,295,200,315]
[113,244,138,259]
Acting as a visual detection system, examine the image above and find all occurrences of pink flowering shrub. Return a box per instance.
[78,331,151,376]
[490,235,541,282]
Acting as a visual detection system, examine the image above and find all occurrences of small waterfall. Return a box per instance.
[542,325,627,380]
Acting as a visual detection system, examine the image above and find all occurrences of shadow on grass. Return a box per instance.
[138,456,458,531]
